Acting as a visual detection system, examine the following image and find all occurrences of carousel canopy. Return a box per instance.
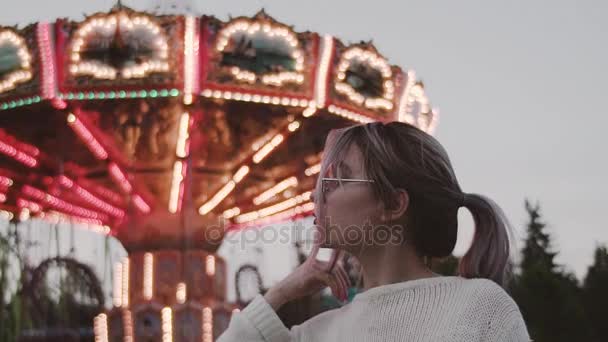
[0,5,437,250]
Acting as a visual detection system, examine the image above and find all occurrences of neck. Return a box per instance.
[356,243,436,290]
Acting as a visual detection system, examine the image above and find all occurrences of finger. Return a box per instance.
[326,248,343,272]
[336,266,351,301]
[334,266,349,301]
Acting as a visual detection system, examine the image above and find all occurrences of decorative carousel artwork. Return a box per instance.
[216,19,304,86]
[335,46,394,111]
[0,29,32,93]
[69,12,169,80]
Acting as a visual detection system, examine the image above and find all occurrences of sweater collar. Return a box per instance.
[352,276,463,302]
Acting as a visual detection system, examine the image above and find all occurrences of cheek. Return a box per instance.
[324,190,379,228]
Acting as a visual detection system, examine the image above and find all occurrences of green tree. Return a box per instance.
[510,200,591,342]
[582,245,608,342]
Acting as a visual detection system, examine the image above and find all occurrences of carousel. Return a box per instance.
[0,3,437,341]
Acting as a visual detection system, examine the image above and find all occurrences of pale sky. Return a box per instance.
[1,0,606,289]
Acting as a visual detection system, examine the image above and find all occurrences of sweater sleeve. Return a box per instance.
[216,295,296,342]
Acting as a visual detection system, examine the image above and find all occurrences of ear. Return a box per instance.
[381,189,410,222]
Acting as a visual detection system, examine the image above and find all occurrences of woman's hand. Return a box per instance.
[263,244,351,311]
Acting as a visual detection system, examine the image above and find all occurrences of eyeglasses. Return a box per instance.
[320,177,375,203]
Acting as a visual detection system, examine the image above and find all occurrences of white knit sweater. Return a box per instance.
[217,276,530,342]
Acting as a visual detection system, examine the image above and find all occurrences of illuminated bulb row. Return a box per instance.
[183,16,198,105]
[93,314,109,342]
[122,258,130,307]
[69,62,117,80]
[168,161,185,213]
[108,163,132,193]
[175,113,191,158]
[113,262,123,307]
[58,176,125,218]
[335,81,394,111]
[143,252,154,300]
[252,134,284,164]
[364,97,393,110]
[16,198,42,213]
[0,70,33,93]
[199,166,249,215]
[22,185,109,221]
[235,191,311,223]
[234,202,315,230]
[0,175,13,188]
[132,195,151,214]
[40,211,109,234]
[341,47,392,78]
[201,89,309,108]
[327,105,374,123]
[203,307,213,342]
[253,176,298,205]
[231,67,256,83]
[335,47,395,110]
[287,121,301,132]
[302,106,317,117]
[261,72,304,86]
[19,208,30,221]
[314,35,334,108]
[161,307,173,342]
[0,30,32,93]
[67,113,109,160]
[122,61,169,79]
[123,310,134,342]
[0,210,14,220]
[206,255,216,276]
[304,163,321,176]
[0,140,38,167]
[37,23,60,103]
[176,282,186,304]
[223,207,240,219]
[71,14,168,79]
[217,20,302,55]
[397,70,416,122]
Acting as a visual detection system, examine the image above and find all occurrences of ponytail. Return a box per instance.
[458,193,512,286]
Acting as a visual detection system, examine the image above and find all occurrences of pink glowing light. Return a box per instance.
[67,113,109,160]
[108,163,132,193]
[0,140,38,167]
[58,175,125,218]
[22,185,109,221]
[36,22,61,105]
[132,195,151,214]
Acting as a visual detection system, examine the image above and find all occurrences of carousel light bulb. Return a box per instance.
[144,252,154,300]
[253,176,298,205]
[223,207,240,219]
[288,121,301,132]
[176,282,187,304]
[122,258,130,307]
[202,307,213,342]
[169,161,185,213]
[199,181,236,215]
[94,314,109,342]
[233,165,250,183]
[161,307,173,342]
[304,163,321,176]
[206,255,215,276]
[176,113,191,158]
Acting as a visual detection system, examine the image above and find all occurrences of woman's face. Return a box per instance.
[312,143,385,253]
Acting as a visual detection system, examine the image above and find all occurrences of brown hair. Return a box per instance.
[318,121,512,286]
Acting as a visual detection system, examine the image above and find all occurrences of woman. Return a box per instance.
[218,122,529,341]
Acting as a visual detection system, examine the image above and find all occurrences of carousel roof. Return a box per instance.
[0,6,437,249]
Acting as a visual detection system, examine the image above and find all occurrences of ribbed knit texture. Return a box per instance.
[218,276,530,342]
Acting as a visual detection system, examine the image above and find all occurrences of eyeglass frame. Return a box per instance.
[320,177,375,203]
